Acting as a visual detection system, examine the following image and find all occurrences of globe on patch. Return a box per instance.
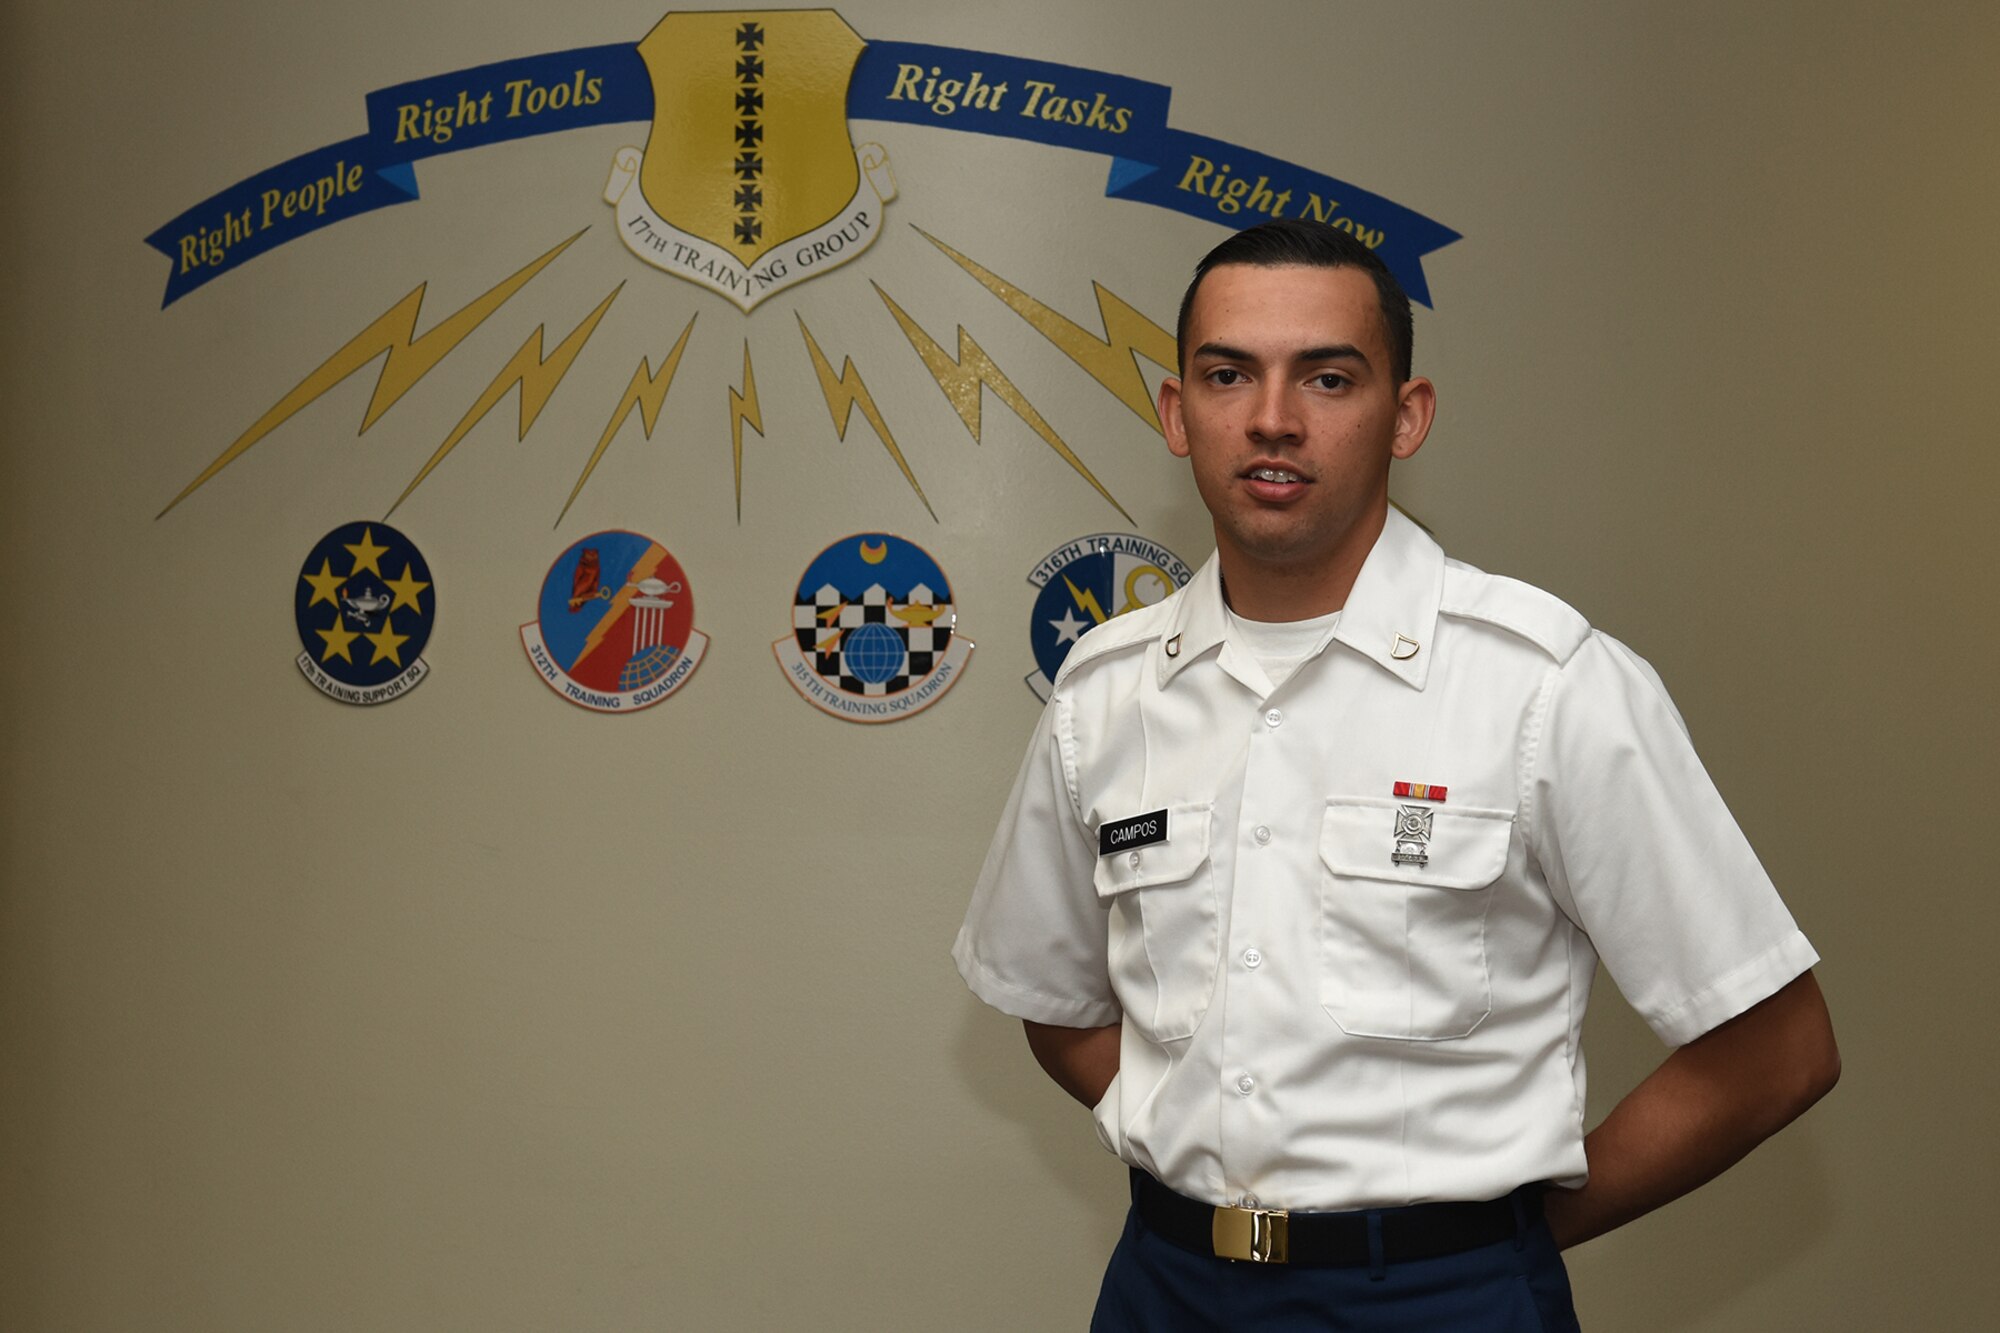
[842,622,907,684]
[620,644,680,690]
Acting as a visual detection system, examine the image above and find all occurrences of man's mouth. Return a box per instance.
[1246,467,1305,484]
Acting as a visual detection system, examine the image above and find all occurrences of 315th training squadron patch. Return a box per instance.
[521,530,708,713]
[773,533,973,722]
[1024,532,1191,699]
[294,521,434,705]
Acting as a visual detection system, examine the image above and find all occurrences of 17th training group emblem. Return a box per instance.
[774,533,973,722]
[1025,532,1191,699]
[521,530,707,712]
[603,9,897,310]
[294,521,434,705]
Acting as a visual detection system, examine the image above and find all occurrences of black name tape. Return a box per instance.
[1099,809,1168,856]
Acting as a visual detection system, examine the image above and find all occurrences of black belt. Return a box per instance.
[1131,1168,1541,1267]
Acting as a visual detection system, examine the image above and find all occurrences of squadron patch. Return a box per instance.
[294,521,434,705]
[773,533,972,722]
[521,530,707,712]
[1025,532,1192,699]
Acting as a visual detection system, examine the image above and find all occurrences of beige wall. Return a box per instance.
[4,2,1996,1328]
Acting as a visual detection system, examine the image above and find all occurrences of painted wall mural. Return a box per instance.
[146,7,1459,719]
[146,8,1459,530]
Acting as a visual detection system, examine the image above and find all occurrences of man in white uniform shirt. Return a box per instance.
[953,219,1839,1330]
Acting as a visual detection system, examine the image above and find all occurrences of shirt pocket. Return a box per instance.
[1092,800,1217,1042]
[1317,797,1515,1041]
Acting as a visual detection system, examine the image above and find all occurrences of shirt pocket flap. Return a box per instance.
[1092,801,1213,898]
[1319,798,1514,890]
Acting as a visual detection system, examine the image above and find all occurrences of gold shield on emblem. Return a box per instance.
[637,10,867,269]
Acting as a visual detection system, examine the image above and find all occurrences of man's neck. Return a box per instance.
[1214,504,1387,623]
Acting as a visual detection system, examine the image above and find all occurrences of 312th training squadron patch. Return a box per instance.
[295,521,434,705]
[1024,532,1192,699]
[773,533,973,722]
[521,530,708,713]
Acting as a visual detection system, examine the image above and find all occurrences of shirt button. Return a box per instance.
[1236,1075,1256,1096]
[1128,851,1141,868]
[1253,825,1271,845]
[1265,708,1283,728]
[1243,948,1262,969]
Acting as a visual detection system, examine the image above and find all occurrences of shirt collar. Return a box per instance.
[1159,506,1444,691]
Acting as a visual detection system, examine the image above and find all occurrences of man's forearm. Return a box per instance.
[1023,1020,1120,1107]
[1544,969,1839,1249]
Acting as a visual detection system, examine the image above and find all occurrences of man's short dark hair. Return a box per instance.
[1175,218,1415,384]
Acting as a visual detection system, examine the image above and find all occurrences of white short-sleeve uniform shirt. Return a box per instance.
[954,509,1817,1211]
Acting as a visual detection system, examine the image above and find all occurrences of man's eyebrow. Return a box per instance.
[1294,344,1369,367]
[1188,342,1371,367]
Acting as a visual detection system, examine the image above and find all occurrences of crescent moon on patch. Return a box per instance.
[859,540,888,564]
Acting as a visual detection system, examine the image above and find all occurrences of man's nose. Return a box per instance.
[1248,383,1303,443]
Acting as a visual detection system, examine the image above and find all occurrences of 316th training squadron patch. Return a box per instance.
[1024,533,1191,699]
[295,521,434,705]
[773,533,973,722]
[521,530,707,713]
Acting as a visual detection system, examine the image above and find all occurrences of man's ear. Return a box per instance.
[1391,376,1436,461]
[1160,375,1190,459]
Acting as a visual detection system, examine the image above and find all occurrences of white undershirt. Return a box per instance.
[1223,605,1342,690]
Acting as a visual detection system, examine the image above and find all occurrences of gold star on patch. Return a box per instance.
[344,527,391,577]
[384,563,431,615]
[300,557,344,609]
[317,620,360,664]
[365,614,410,667]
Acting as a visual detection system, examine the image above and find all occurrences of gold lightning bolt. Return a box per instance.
[573,544,666,670]
[157,231,582,518]
[873,282,1130,523]
[557,313,698,527]
[1064,573,1110,625]
[728,340,763,522]
[796,314,934,521]
[918,227,1177,434]
[387,283,623,517]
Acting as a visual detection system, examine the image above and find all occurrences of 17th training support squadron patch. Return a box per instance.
[773,533,973,723]
[294,521,434,705]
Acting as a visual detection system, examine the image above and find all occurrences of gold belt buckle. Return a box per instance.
[1212,1204,1290,1263]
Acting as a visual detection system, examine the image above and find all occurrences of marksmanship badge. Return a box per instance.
[521,530,707,712]
[603,10,897,310]
[294,521,434,705]
[1025,532,1192,700]
[773,533,972,722]
[1391,804,1433,868]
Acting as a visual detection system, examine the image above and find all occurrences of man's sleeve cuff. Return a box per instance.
[952,936,1121,1028]
[1645,930,1821,1047]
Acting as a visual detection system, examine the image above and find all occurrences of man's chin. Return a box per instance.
[1219,530,1333,571]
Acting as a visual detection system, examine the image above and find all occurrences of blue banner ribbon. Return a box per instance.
[146,36,1457,308]
[1102,130,1459,308]
[847,42,1459,307]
